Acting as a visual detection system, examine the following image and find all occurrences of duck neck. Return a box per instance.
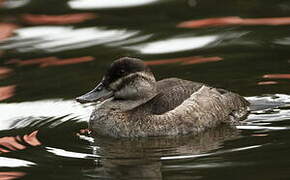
[113,87,158,112]
[110,72,158,111]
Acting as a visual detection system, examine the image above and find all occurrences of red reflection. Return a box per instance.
[0,85,16,101]
[0,67,13,79]
[23,130,41,146]
[257,81,278,85]
[6,57,56,66]
[6,56,95,67]
[144,56,223,66]
[0,23,18,40]
[0,172,26,180]
[40,56,95,67]
[178,16,290,28]
[76,129,91,136]
[0,129,87,154]
[263,74,290,79]
[0,136,25,152]
[181,56,222,65]
[22,13,96,25]
[0,0,4,6]
[0,131,41,154]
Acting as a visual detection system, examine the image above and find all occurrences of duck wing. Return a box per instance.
[150,78,203,114]
[149,78,249,118]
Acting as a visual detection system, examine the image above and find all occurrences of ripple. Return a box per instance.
[163,162,253,169]
[274,37,290,45]
[0,0,30,9]
[0,157,35,167]
[127,35,218,54]
[0,99,91,130]
[242,94,290,131]
[237,125,289,130]
[161,145,261,161]
[46,147,99,159]
[68,0,159,9]
[0,26,138,52]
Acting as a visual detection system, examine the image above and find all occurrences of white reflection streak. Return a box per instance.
[164,162,243,169]
[38,29,137,52]
[78,135,95,143]
[68,0,158,9]
[2,0,30,9]
[246,94,290,103]
[0,99,92,130]
[274,37,290,45]
[161,145,261,160]
[0,26,137,52]
[0,157,35,167]
[46,147,100,159]
[16,26,71,38]
[237,125,289,130]
[37,28,130,48]
[0,27,71,49]
[128,35,218,54]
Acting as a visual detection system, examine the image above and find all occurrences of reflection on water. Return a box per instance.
[144,56,223,66]
[263,74,290,79]
[0,157,34,167]
[178,16,290,29]
[6,56,95,67]
[0,23,18,40]
[275,37,290,45]
[1,0,290,179]
[22,13,96,25]
[127,35,219,54]
[68,0,159,9]
[0,95,289,179]
[0,26,137,52]
[88,125,239,179]
[0,130,40,153]
[0,67,13,79]
[0,0,29,8]
[0,99,91,127]
[0,85,15,101]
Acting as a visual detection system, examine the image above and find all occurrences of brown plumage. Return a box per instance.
[76,57,249,137]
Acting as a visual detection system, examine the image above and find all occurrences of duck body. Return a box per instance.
[77,57,249,138]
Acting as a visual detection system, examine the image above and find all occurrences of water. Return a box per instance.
[0,0,290,179]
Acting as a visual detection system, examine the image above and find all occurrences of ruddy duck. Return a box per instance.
[76,57,249,137]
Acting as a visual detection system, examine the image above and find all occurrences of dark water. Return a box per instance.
[0,0,290,179]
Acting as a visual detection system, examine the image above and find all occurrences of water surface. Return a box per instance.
[0,0,290,179]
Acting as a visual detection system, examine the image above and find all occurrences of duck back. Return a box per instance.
[143,78,248,118]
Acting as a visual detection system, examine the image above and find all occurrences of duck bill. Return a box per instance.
[76,82,113,104]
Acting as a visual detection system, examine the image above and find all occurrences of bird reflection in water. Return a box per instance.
[0,117,241,180]
[87,125,240,179]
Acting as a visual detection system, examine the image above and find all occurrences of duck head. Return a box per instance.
[76,57,157,107]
